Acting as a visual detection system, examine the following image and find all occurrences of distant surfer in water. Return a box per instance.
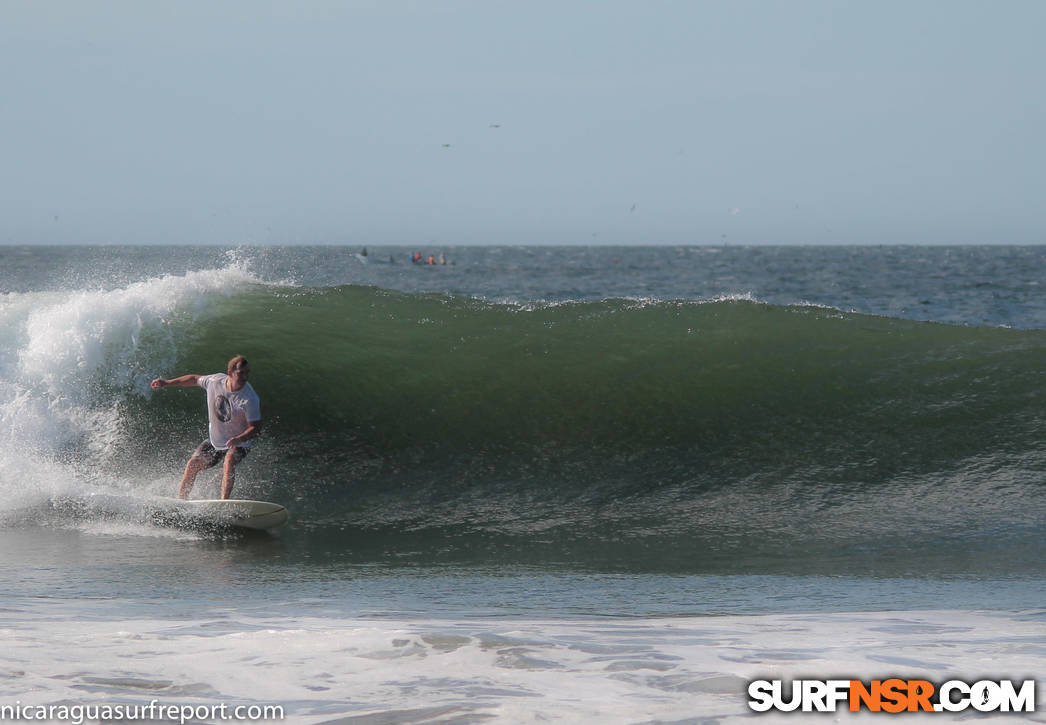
[150,355,262,500]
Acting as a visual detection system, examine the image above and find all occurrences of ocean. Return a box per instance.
[1,244,1044,723]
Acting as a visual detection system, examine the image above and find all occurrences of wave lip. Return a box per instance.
[0,265,266,520]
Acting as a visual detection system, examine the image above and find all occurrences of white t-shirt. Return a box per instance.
[198,373,261,450]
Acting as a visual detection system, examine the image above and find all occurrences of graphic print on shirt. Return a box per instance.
[214,394,232,423]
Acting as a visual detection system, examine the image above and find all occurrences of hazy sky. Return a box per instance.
[2,1,1044,245]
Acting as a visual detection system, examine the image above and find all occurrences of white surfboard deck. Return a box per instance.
[153,498,289,531]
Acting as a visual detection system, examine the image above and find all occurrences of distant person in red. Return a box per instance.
[151,356,262,500]
[427,255,436,265]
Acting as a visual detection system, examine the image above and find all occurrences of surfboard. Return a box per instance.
[152,498,289,531]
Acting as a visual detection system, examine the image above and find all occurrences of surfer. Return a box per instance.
[150,355,262,500]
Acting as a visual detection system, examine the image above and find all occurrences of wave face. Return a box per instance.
[3,269,1046,574]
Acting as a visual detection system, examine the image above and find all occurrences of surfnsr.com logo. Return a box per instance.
[748,679,1036,713]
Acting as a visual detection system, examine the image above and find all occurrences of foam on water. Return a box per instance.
[2,609,1042,723]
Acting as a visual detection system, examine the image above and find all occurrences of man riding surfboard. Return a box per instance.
[151,355,262,500]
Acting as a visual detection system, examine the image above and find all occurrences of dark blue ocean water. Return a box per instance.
[3,245,1045,723]
[3,245,1045,591]
[5,245,1046,328]
[1,245,1044,605]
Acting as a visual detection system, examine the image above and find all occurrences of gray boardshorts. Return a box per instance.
[193,440,249,467]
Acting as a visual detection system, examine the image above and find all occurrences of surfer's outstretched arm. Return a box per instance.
[151,374,200,389]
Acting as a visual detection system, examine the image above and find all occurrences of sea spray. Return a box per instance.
[0,265,263,521]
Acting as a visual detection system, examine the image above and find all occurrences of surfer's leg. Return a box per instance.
[179,456,208,499]
[220,456,236,500]
[220,447,248,500]
[179,442,220,499]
